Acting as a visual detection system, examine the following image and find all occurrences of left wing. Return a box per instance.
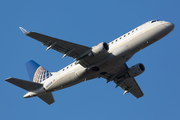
[19,27,91,60]
[101,64,144,98]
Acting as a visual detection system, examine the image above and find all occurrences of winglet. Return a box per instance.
[19,27,28,34]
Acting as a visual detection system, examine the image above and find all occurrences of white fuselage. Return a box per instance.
[29,20,174,96]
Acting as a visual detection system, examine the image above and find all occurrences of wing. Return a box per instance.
[19,27,91,60]
[101,64,144,98]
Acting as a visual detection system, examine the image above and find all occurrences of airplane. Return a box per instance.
[5,20,174,105]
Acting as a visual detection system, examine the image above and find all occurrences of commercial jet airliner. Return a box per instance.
[6,20,174,105]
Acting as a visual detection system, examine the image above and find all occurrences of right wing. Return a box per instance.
[19,27,111,68]
[19,27,91,60]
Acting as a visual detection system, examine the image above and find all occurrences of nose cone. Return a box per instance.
[164,22,175,31]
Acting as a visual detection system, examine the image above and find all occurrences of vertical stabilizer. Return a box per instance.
[26,60,52,83]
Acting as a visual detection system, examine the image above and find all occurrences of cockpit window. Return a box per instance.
[151,20,157,23]
[151,20,160,23]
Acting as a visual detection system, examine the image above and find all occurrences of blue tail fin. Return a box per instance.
[26,60,52,83]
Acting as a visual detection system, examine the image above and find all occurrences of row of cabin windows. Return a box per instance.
[110,28,139,44]
[62,62,76,71]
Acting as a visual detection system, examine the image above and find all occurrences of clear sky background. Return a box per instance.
[1,0,180,120]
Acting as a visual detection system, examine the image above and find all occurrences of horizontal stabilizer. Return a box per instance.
[5,77,42,91]
[38,92,55,105]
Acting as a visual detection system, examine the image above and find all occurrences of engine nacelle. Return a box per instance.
[89,42,109,57]
[127,63,145,78]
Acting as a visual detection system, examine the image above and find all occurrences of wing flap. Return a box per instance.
[5,77,42,91]
[38,92,55,105]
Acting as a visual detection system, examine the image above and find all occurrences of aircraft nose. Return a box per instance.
[164,22,175,31]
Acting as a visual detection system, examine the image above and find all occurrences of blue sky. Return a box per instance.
[1,0,180,119]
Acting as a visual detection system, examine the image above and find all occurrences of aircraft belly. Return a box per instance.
[77,52,110,68]
[47,72,82,91]
[78,54,131,81]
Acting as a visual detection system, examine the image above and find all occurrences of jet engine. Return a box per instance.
[126,63,145,78]
[88,42,109,57]
[115,63,145,87]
